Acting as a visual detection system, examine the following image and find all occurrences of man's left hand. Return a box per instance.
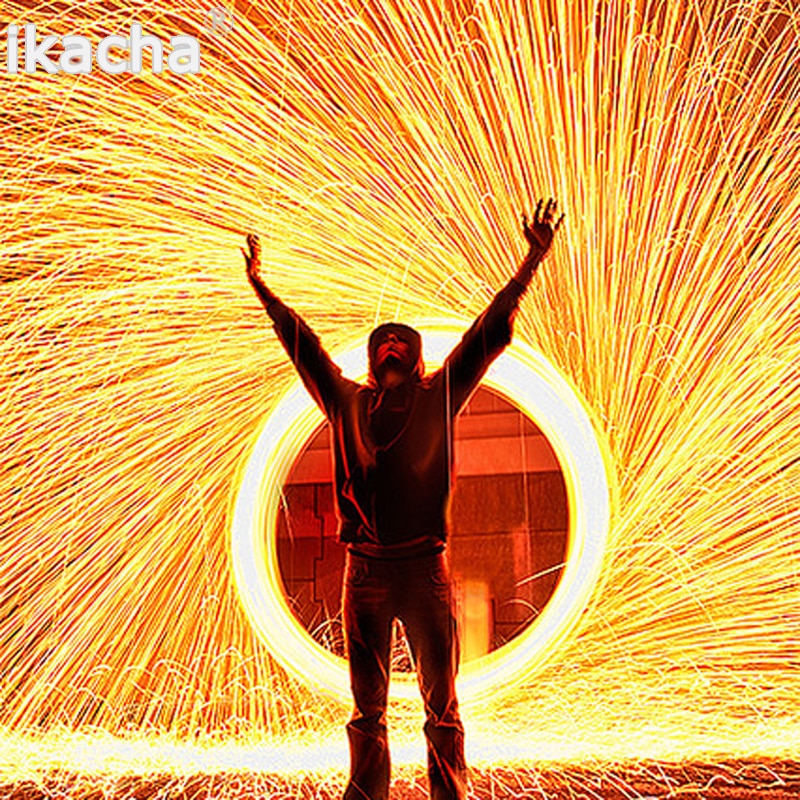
[522,198,564,258]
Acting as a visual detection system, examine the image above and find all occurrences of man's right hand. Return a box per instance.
[243,233,262,285]
[243,233,278,307]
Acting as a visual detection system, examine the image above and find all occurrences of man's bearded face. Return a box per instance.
[368,323,423,388]
[374,330,414,370]
[371,329,419,387]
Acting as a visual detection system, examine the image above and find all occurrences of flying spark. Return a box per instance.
[0,0,798,789]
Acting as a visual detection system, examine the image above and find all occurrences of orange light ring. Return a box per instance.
[231,321,611,703]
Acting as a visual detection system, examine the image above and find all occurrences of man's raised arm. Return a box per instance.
[244,233,346,419]
[443,198,564,413]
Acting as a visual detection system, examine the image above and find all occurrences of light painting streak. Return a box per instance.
[231,324,611,703]
[0,0,799,788]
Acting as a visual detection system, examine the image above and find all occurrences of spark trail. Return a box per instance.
[0,0,798,779]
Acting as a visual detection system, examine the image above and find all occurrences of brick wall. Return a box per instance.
[276,386,568,668]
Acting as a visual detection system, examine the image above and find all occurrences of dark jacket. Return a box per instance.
[265,278,527,554]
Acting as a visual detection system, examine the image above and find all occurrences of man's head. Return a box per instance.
[368,323,423,389]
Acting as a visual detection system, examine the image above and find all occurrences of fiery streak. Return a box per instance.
[0,0,798,785]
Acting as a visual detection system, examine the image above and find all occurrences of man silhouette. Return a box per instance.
[244,199,563,800]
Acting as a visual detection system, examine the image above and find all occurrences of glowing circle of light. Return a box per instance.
[231,321,612,704]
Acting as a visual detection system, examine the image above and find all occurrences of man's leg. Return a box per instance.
[342,553,393,800]
[401,553,467,800]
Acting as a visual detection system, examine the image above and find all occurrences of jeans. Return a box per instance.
[342,550,467,800]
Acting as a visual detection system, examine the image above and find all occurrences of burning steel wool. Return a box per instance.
[0,0,799,792]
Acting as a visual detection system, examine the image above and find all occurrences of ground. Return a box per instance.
[3,761,800,799]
